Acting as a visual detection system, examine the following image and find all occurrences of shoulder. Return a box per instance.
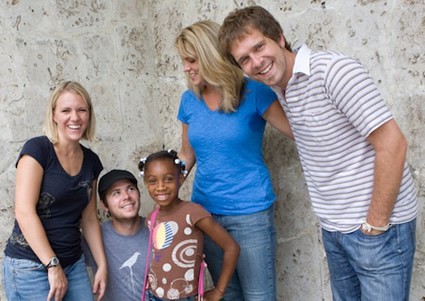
[100,220,115,237]
[182,202,210,218]
[17,136,53,167]
[100,220,113,232]
[181,89,198,101]
[81,144,102,170]
[81,144,100,158]
[242,77,274,95]
[23,135,51,150]
[241,77,276,109]
[311,49,362,70]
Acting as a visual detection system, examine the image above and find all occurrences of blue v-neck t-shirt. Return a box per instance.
[178,78,277,215]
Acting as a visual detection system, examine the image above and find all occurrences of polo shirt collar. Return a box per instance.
[293,44,311,76]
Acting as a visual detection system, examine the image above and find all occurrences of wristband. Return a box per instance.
[361,221,391,233]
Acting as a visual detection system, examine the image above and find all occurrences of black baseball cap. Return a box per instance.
[98,169,138,200]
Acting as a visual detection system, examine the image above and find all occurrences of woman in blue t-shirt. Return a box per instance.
[174,21,293,301]
[3,81,107,301]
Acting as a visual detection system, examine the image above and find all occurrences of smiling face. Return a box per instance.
[181,55,203,87]
[53,91,90,143]
[104,179,141,221]
[144,159,183,212]
[230,28,293,89]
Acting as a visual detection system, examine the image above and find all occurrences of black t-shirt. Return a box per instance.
[4,136,103,267]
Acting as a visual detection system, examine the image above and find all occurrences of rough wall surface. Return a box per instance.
[0,0,424,300]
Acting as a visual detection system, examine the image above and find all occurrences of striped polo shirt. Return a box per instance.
[273,45,417,233]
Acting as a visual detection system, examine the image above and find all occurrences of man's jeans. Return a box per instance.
[204,206,277,301]
[322,219,416,301]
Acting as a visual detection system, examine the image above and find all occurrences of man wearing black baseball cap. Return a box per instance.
[83,169,149,301]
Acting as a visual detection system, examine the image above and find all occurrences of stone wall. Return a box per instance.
[0,0,424,300]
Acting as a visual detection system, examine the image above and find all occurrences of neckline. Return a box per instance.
[51,142,84,177]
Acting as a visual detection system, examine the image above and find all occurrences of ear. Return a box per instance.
[278,34,287,49]
[178,173,185,186]
[100,200,108,211]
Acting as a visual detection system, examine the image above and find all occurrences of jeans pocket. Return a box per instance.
[7,256,44,272]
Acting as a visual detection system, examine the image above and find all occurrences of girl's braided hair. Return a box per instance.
[138,149,187,177]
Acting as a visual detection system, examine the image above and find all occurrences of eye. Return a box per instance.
[147,178,157,185]
[255,43,264,51]
[239,56,249,66]
[164,176,175,183]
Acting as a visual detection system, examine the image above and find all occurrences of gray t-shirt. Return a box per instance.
[83,217,149,301]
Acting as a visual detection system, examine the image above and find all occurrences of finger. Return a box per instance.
[92,281,98,294]
[56,289,63,301]
[97,281,106,300]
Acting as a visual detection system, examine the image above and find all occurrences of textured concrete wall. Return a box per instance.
[0,0,424,300]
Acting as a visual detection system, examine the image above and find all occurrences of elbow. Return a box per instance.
[400,135,408,155]
[232,242,240,257]
[15,206,35,225]
[394,133,408,162]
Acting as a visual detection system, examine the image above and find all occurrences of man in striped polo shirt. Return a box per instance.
[220,5,418,301]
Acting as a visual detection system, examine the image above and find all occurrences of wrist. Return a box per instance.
[215,287,225,296]
[44,255,60,269]
[361,221,391,233]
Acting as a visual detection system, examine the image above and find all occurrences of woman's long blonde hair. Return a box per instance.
[175,20,244,112]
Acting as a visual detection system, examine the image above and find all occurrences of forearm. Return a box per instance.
[263,100,294,139]
[178,150,195,174]
[179,123,196,176]
[367,134,407,226]
[215,243,240,293]
[82,208,107,300]
[81,213,107,269]
[16,211,56,265]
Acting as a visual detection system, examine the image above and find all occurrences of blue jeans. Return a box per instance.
[3,255,94,301]
[147,290,195,301]
[204,206,276,301]
[322,219,416,301]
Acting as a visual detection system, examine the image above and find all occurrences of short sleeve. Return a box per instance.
[189,203,211,225]
[16,136,51,169]
[177,90,194,124]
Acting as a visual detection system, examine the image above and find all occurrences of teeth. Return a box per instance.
[68,125,81,129]
[259,63,272,75]
[157,194,168,200]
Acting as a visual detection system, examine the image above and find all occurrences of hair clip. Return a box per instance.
[138,157,147,177]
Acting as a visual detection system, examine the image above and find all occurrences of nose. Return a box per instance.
[122,190,130,199]
[70,110,80,120]
[251,54,262,68]
[156,180,166,190]
[183,62,190,72]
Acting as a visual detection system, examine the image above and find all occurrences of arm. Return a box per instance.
[15,155,68,301]
[262,100,294,139]
[178,123,196,176]
[364,119,407,233]
[196,217,240,301]
[81,179,107,301]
